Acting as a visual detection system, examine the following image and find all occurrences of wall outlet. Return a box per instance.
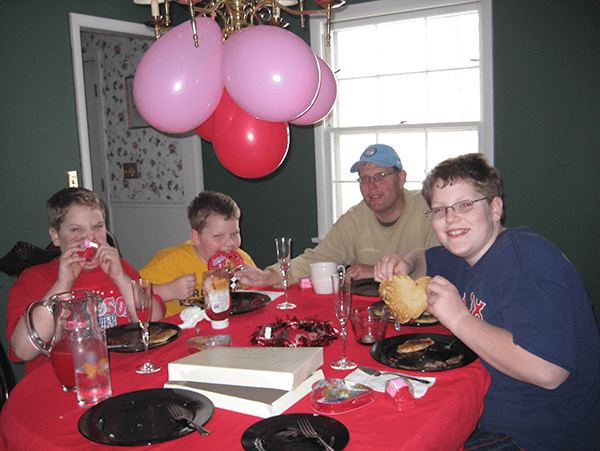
[68,171,79,187]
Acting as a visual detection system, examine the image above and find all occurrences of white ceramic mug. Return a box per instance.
[310,262,345,294]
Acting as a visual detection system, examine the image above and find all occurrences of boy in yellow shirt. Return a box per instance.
[140,191,256,317]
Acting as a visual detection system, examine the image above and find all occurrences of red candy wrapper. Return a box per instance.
[79,239,98,262]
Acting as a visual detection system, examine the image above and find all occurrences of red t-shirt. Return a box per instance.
[5,258,165,375]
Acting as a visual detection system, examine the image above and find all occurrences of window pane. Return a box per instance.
[428,12,480,70]
[336,134,375,180]
[377,131,427,183]
[334,182,363,217]
[334,27,378,79]
[427,129,479,170]
[379,73,428,125]
[337,78,379,127]
[429,68,480,122]
[378,19,427,75]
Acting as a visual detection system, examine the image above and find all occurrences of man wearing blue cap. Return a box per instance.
[237,144,439,286]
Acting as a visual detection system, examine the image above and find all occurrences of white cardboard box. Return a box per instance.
[164,369,324,418]
[167,347,324,391]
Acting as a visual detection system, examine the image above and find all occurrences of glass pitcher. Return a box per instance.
[25,290,102,391]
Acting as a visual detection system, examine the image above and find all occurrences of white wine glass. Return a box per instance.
[131,278,161,374]
[330,273,357,370]
[275,237,296,309]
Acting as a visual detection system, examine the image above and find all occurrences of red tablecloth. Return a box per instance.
[0,285,489,451]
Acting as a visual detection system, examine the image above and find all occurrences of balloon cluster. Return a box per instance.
[133,17,337,179]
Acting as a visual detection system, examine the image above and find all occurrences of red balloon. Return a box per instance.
[212,90,290,178]
[194,113,214,142]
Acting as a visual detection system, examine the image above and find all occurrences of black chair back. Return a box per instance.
[1,341,16,411]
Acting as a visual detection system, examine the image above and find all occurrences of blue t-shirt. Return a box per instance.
[426,227,600,451]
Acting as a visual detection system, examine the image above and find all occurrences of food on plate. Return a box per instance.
[396,337,435,354]
[378,275,431,323]
[413,312,438,324]
[148,327,178,345]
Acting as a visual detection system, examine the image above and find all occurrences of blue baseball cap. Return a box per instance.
[350,144,403,173]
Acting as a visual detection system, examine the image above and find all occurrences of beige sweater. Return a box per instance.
[269,189,440,283]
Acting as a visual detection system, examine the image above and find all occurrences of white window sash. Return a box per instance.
[309,0,493,241]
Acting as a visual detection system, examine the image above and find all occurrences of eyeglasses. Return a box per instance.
[357,171,397,185]
[425,197,489,219]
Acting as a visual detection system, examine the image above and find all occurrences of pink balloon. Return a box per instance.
[291,57,337,126]
[134,17,224,133]
[222,25,320,123]
[212,90,290,178]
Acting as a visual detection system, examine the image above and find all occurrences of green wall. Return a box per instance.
[1,0,599,384]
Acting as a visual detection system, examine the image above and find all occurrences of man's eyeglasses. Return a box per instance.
[357,171,397,185]
[425,197,489,219]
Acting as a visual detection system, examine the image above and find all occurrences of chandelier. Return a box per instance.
[132,0,344,178]
[135,0,345,45]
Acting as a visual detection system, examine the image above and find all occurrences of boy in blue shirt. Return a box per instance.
[375,153,600,451]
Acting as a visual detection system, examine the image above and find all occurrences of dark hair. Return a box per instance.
[47,188,106,230]
[187,191,241,233]
[422,153,503,207]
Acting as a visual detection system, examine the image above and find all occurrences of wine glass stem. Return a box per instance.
[142,324,151,366]
[339,319,348,361]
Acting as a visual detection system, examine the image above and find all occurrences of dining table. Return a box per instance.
[0,284,490,451]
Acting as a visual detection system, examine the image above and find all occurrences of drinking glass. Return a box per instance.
[275,237,296,309]
[131,278,161,374]
[330,273,357,370]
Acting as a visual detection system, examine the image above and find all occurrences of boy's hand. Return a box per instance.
[374,254,410,282]
[95,237,125,281]
[424,276,470,331]
[168,274,197,301]
[56,239,88,288]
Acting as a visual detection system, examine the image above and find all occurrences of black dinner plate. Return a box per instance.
[351,278,380,297]
[231,291,272,314]
[370,300,440,327]
[241,413,349,451]
[370,333,477,372]
[180,291,271,315]
[78,388,214,446]
[106,322,182,352]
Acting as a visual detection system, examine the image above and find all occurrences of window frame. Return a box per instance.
[309,0,494,241]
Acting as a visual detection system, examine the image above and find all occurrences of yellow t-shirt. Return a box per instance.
[140,240,256,317]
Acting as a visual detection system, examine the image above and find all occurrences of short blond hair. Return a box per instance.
[187,191,240,233]
[47,188,106,230]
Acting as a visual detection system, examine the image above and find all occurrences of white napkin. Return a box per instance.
[179,306,207,329]
[345,368,436,398]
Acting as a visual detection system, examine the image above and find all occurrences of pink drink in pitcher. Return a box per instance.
[50,341,76,391]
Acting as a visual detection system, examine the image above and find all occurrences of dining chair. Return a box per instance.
[0,231,119,277]
[0,341,16,412]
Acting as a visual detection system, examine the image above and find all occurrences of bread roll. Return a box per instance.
[378,275,431,324]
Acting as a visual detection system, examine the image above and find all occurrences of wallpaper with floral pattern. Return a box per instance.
[81,32,185,203]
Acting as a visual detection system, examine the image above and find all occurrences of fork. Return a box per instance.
[167,403,211,435]
[297,417,335,451]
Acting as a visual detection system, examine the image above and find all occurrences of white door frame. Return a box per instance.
[69,13,158,191]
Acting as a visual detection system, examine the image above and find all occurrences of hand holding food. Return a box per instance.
[378,275,431,324]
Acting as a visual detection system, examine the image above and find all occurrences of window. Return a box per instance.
[309,0,493,239]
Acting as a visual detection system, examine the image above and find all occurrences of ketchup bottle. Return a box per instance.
[203,268,232,329]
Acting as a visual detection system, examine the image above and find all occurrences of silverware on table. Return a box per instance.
[297,417,335,451]
[358,365,432,385]
[167,403,211,435]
